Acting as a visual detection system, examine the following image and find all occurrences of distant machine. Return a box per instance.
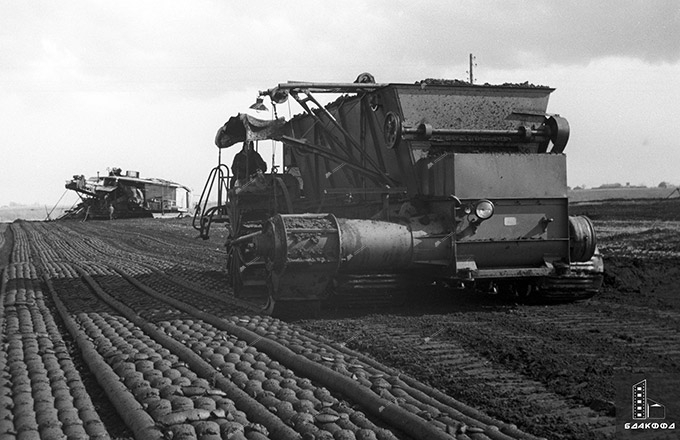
[62,167,191,220]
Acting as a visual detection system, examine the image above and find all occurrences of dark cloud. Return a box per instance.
[371,0,680,69]
[1,1,677,98]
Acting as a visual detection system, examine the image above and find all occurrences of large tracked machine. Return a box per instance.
[63,168,191,220]
[195,75,603,317]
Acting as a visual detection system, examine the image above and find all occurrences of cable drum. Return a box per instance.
[568,215,597,262]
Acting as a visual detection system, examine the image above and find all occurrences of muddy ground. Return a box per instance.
[298,198,680,439]
[1,197,679,440]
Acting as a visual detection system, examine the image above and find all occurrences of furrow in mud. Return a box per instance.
[300,316,616,440]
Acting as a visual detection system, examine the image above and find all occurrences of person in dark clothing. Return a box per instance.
[231,141,267,186]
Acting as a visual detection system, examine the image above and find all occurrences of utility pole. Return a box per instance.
[469,53,475,84]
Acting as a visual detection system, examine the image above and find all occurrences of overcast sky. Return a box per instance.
[1,0,679,208]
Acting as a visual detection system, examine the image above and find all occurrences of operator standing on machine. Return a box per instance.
[231,141,267,187]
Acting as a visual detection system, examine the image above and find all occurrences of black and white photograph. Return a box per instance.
[1,1,679,439]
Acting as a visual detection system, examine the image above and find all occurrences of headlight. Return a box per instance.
[474,200,494,220]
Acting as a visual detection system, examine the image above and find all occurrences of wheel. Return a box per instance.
[383,112,402,149]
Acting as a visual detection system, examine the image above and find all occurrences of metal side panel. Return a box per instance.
[456,240,568,270]
[420,153,567,199]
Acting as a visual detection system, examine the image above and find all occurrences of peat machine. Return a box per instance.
[195,75,603,316]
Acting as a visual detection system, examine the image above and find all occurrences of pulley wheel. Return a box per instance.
[383,112,402,149]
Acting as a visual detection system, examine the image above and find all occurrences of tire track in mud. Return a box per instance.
[302,316,615,440]
[384,324,605,425]
[302,291,680,440]
[488,304,680,371]
[588,299,680,328]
